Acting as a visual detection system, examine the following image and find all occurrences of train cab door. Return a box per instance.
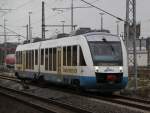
[57,48,62,75]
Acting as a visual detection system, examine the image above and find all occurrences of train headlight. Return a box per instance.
[95,66,99,72]
[119,67,123,72]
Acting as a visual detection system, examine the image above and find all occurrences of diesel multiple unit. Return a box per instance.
[15,31,128,93]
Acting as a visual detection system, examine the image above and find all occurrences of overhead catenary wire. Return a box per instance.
[0,25,25,39]
[0,0,35,17]
[14,0,35,11]
[7,0,58,28]
[80,0,125,22]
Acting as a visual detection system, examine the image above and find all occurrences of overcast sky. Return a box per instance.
[0,0,150,43]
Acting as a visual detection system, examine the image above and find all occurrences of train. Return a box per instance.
[5,54,16,68]
[15,29,128,93]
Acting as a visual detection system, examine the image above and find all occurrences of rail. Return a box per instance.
[0,73,149,112]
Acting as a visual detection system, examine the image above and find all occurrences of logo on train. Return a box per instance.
[104,67,114,72]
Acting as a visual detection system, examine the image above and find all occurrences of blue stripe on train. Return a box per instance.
[44,73,128,91]
[73,75,128,90]
[17,71,128,92]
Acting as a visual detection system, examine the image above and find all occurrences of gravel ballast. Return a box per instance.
[0,79,148,113]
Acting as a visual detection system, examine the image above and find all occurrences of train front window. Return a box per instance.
[89,41,123,66]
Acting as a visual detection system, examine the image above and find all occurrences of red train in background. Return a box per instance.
[4,54,16,68]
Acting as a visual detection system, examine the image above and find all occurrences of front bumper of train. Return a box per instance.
[79,75,128,92]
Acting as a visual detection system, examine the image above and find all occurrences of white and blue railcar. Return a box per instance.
[15,31,128,93]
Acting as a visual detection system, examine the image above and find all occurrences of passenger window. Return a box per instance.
[41,49,44,65]
[73,46,77,66]
[29,50,31,69]
[26,51,29,69]
[18,51,21,64]
[27,51,29,69]
[32,50,34,69]
[35,50,38,65]
[16,52,19,64]
[53,48,56,71]
[63,47,66,66]
[49,48,52,71]
[20,51,22,65]
[79,47,86,66]
[67,46,71,66]
[45,48,48,70]
[18,52,19,64]
[15,52,17,64]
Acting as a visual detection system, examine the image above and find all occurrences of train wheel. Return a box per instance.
[71,79,84,93]
[38,76,47,87]
[21,79,29,89]
[15,72,21,79]
[100,92,113,96]
[32,74,38,82]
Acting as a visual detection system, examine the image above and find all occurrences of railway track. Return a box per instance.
[0,85,92,113]
[0,75,20,82]
[79,91,150,112]
[0,73,149,112]
[114,94,150,104]
[91,94,150,112]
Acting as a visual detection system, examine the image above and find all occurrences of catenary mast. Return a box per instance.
[125,0,137,91]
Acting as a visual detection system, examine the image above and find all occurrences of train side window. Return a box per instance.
[19,51,21,64]
[63,47,66,66]
[16,52,19,64]
[41,49,44,65]
[18,51,20,64]
[79,47,86,66]
[49,48,52,71]
[27,51,29,69]
[67,46,71,66]
[26,51,28,69]
[28,51,30,69]
[28,51,29,69]
[53,48,56,71]
[45,48,48,70]
[30,51,32,69]
[15,52,17,64]
[30,50,32,69]
[35,50,38,65]
[20,51,22,64]
[29,50,31,69]
[73,46,77,66]
[32,50,34,69]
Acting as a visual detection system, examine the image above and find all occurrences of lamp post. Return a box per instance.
[116,21,120,36]
[60,21,65,33]
[99,13,104,30]
[29,12,32,43]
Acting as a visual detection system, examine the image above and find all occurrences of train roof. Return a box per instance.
[16,32,121,51]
